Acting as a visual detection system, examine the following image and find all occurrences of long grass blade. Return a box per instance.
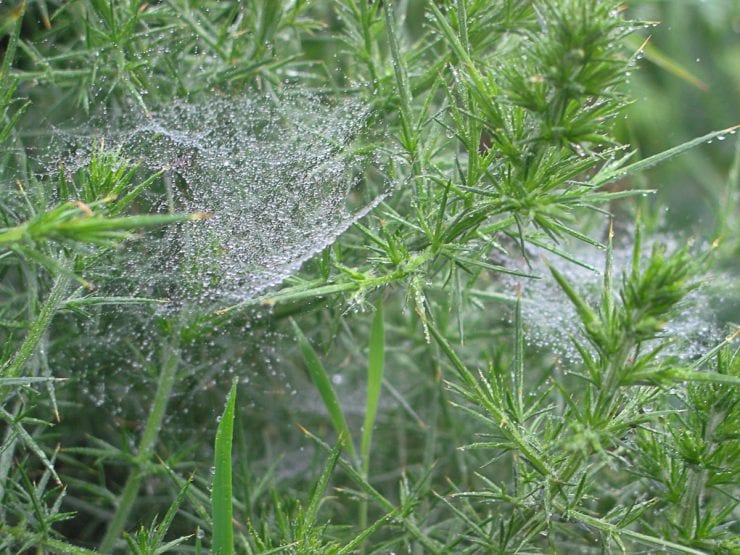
[292,320,357,461]
[361,301,385,475]
[211,381,237,555]
[593,125,740,187]
[625,35,708,91]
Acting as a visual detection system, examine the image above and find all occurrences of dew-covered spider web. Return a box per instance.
[40,91,390,440]
[51,90,386,306]
[494,234,731,365]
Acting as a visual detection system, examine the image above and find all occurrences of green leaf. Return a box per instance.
[211,381,237,555]
[361,300,385,475]
[301,427,443,554]
[0,376,66,386]
[593,125,740,187]
[292,320,357,461]
[447,251,541,279]
[0,1,23,78]
[668,370,740,386]
[626,35,708,91]
[61,295,171,310]
[547,262,600,335]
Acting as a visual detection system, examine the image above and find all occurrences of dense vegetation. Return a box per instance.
[0,1,737,553]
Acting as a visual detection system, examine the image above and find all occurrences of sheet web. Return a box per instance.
[54,91,384,306]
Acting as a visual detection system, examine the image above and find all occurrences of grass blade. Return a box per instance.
[292,320,357,461]
[593,125,740,187]
[625,35,708,91]
[361,301,385,475]
[211,381,237,555]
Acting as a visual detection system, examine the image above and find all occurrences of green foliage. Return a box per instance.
[211,382,237,555]
[294,320,358,461]
[123,479,192,555]
[0,1,737,553]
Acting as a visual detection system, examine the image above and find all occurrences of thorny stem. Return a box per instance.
[427,321,555,479]
[1,272,70,383]
[679,467,705,538]
[383,0,425,201]
[566,506,706,555]
[594,291,672,420]
[217,247,437,315]
[0,401,22,520]
[357,1,379,87]
[0,267,72,515]
[678,406,726,537]
[99,335,180,553]
[0,524,98,554]
[0,271,69,520]
[594,343,633,422]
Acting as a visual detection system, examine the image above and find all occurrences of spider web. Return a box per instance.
[53,91,386,306]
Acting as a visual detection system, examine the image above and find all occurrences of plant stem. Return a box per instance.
[0,400,21,519]
[0,270,68,522]
[99,335,180,553]
[383,1,413,152]
[2,272,69,382]
[357,0,379,86]
[678,406,724,538]
[567,507,706,555]
[594,343,632,420]
[679,467,705,538]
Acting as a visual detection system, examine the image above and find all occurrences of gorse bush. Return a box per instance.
[0,1,738,553]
